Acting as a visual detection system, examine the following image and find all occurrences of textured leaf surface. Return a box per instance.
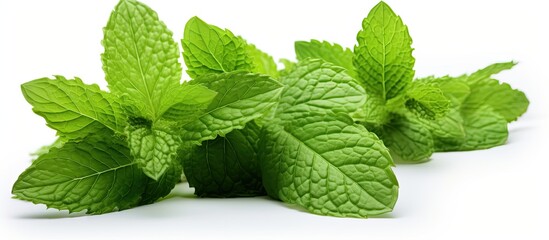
[248,44,279,78]
[295,40,356,78]
[441,106,508,151]
[259,113,398,218]
[354,1,415,100]
[352,94,390,126]
[464,78,528,122]
[276,59,365,120]
[161,83,217,121]
[12,135,146,214]
[180,72,282,143]
[21,76,126,139]
[377,116,434,162]
[140,159,183,204]
[182,17,253,78]
[128,125,180,180]
[184,122,263,197]
[102,0,182,120]
[405,82,450,120]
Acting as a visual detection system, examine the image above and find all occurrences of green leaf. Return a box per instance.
[442,106,508,151]
[354,1,415,100]
[21,76,126,139]
[278,59,297,77]
[405,82,450,120]
[464,79,529,123]
[140,158,183,204]
[128,123,180,180]
[418,107,466,145]
[295,40,356,78]
[468,61,516,83]
[248,44,279,78]
[179,72,283,143]
[352,94,390,126]
[276,59,365,120]
[259,113,398,218]
[182,16,253,78]
[12,134,146,214]
[184,121,264,197]
[102,0,182,120]
[376,115,434,162]
[161,83,218,121]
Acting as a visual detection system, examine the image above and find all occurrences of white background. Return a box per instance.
[1,0,548,239]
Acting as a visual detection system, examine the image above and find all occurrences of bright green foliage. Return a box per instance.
[184,122,264,197]
[21,76,126,139]
[276,59,365,120]
[354,1,415,101]
[179,72,282,143]
[295,40,356,78]
[258,59,399,218]
[12,135,146,214]
[13,0,531,219]
[404,82,450,120]
[182,17,253,78]
[102,0,182,120]
[248,44,279,78]
[377,115,434,162]
[260,113,398,218]
[128,124,180,180]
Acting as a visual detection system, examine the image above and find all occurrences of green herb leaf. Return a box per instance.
[140,157,183,204]
[180,72,283,143]
[377,115,434,162]
[276,59,365,120]
[102,0,182,120]
[259,113,398,218]
[128,124,180,180]
[12,134,146,214]
[21,76,126,139]
[354,1,415,100]
[182,17,253,78]
[248,44,279,78]
[184,122,264,197]
[405,82,450,120]
[295,40,356,78]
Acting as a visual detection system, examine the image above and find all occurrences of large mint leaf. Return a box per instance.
[354,1,415,100]
[259,113,398,218]
[102,0,182,120]
[276,59,365,120]
[182,17,253,78]
[295,40,356,78]
[179,72,282,143]
[184,122,263,197]
[12,134,146,214]
[21,76,126,139]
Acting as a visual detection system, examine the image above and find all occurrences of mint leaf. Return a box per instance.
[276,59,365,120]
[140,157,183,204]
[352,94,390,126]
[128,123,180,180]
[464,76,528,122]
[21,76,126,139]
[184,122,264,197]
[468,61,516,83]
[404,82,450,120]
[161,83,217,121]
[443,106,508,151]
[182,17,253,78]
[295,40,356,78]
[179,72,282,143]
[102,0,182,120]
[12,134,146,214]
[377,115,434,162]
[248,44,279,78]
[259,113,398,217]
[354,1,415,100]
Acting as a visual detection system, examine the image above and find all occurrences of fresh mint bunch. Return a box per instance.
[12,0,282,214]
[294,2,529,162]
